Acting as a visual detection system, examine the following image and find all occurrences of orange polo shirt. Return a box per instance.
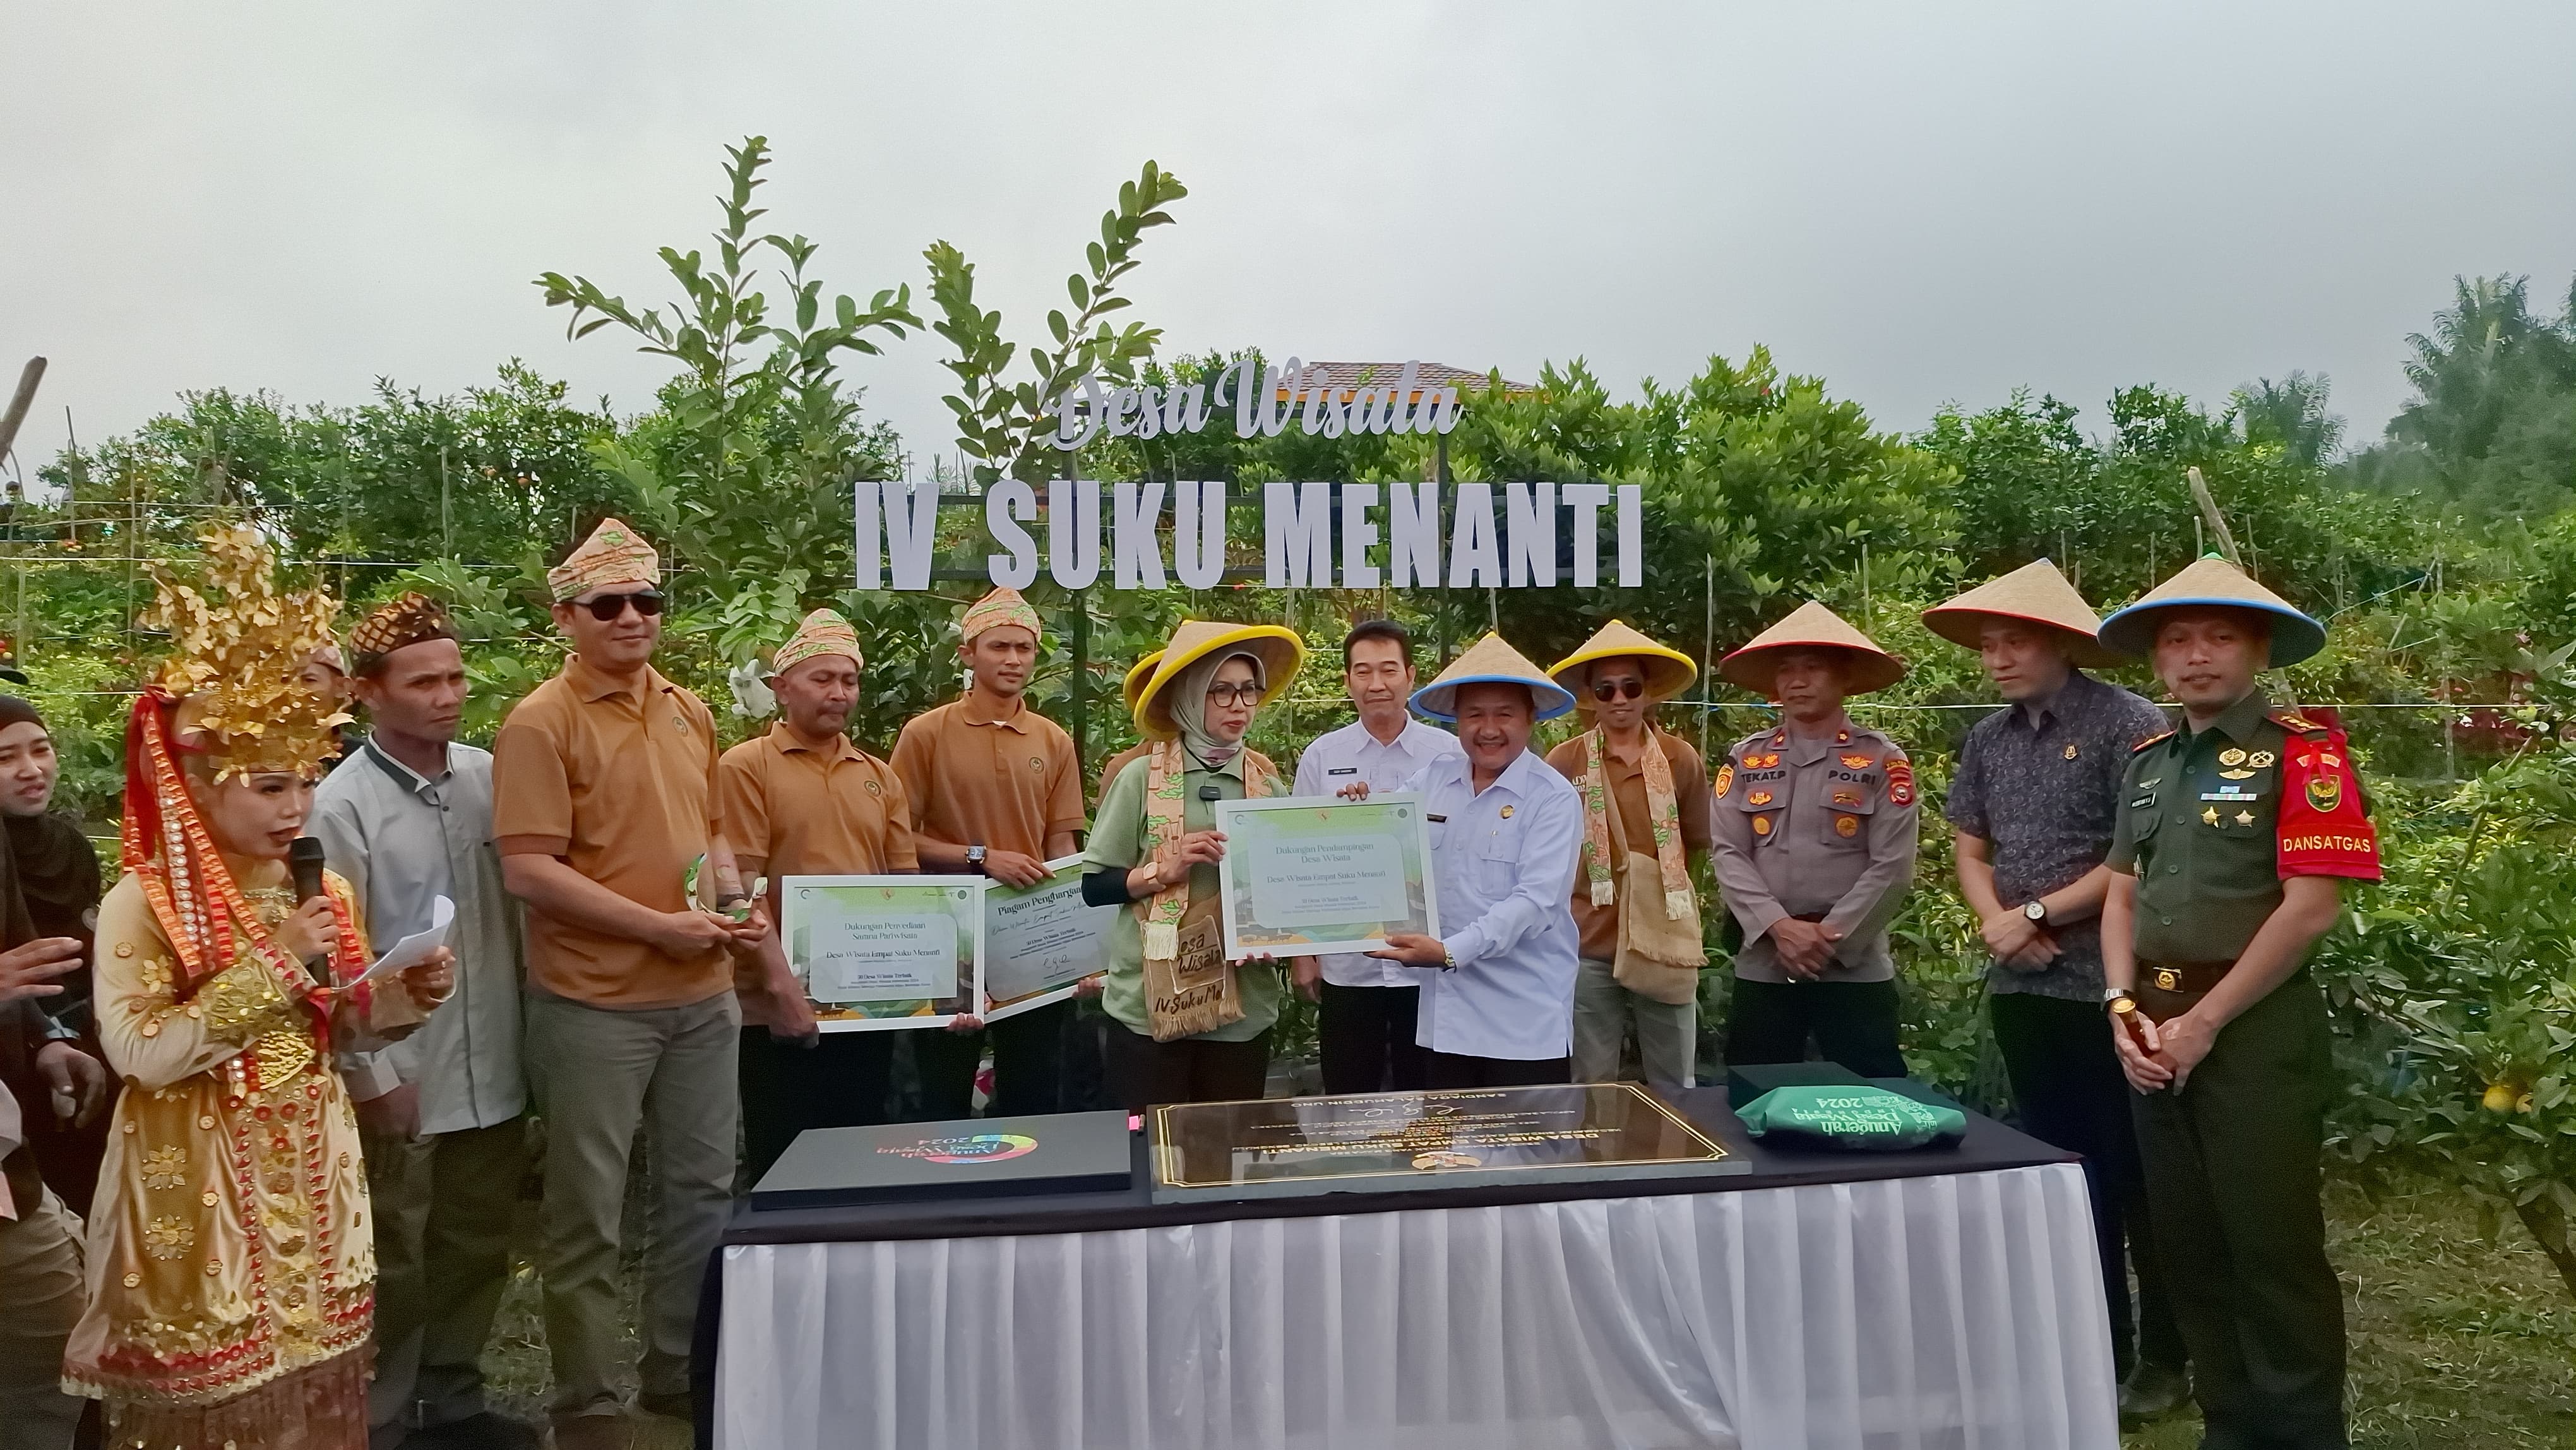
[890,693,1086,860]
[717,724,919,878]
[492,654,729,1009]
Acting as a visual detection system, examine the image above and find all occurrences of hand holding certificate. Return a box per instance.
[1213,793,1440,961]
[781,877,985,1031]
[981,856,1121,1021]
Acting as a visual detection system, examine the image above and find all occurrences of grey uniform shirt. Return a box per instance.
[1710,719,1919,983]
[313,736,527,1135]
[1945,671,2171,1002]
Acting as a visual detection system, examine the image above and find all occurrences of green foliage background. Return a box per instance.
[14,138,2576,1299]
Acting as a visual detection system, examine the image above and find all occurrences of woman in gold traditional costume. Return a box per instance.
[63,527,453,1449]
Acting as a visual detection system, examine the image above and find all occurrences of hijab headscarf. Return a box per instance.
[0,697,101,952]
[1167,647,1265,767]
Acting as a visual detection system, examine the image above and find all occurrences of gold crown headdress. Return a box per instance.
[142,525,349,777]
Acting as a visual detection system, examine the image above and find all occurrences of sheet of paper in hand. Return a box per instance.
[1212,793,1440,960]
[981,855,1119,1022]
[782,876,985,1032]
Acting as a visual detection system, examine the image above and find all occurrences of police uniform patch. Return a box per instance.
[1885,758,1914,806]
[1751,815,1773,836]
[1713,762,1735,799]
[1839,752,1873,770]
[1835,814,1859,837]
[1747,791,1774,806]
[1831,788,1861,807]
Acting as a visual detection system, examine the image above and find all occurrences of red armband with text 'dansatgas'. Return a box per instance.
[2275,728,2380,881]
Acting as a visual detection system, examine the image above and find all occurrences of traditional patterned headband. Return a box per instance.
[547,517,660,602]
[347,592,459,676]
[773,608,863,675]
[960,587,1041,644]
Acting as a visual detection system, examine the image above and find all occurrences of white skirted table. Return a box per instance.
[711,1093,2118,1450]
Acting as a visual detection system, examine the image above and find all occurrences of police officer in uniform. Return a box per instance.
[1710,602,1918,1078]
[2099,557,2379,1450]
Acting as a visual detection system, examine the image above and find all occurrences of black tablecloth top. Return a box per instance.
[720,1086,2076,1247]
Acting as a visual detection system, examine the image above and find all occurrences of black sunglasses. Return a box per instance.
[1590,678,1645,702]
[577,590,665,621]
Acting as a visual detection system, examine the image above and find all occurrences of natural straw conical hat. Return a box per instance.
[1717,601,1906,696]
[1548,620,1698,708]
[2096,556,2326,668]
[1921,559,2120,668]
[1409,633,1579,722]
[1133,622,1305,736]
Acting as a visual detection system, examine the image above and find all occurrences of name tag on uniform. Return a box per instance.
[1426,813,1446,824]
[1328,767,1356,776]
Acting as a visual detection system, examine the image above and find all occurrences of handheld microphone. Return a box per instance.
[286,837,333,985]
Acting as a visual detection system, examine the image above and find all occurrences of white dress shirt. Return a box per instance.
[311,737,527,1135]
[1406,746,1584,1061]
[1292,714,1458,987]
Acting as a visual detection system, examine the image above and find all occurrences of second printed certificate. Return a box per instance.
[782,875,985,1031]
[1212,792,1440,961]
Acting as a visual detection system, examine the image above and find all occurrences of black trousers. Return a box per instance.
[1722,976,1907,1079]
[2132,973,2344,1449]
[1421,1052,1571,1089]
[1317,983,1428,1094]
[914,998,1073,1119]
[736,1026,892,1185]
[1990,991,2187,1376]
[1105,1025,1272,1114]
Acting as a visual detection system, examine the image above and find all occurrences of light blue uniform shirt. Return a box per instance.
[1405,747,1584,1061]
[1291,715,1458,988]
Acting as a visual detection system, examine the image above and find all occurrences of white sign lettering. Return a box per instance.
[1049,357,1462,451]
[857,479,1644,592]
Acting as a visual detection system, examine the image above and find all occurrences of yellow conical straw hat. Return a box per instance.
[1548,620,1698,709]
[1717,601,1905,696]
[1409,632,1578,722]
[2097,555,2326,667]
[1122,650,1169,738]
[1921,560,2119,668]
[1133,622,1305,736]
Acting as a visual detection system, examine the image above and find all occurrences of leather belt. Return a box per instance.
[2137,957,2232,1007]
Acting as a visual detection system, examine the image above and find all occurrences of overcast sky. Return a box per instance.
[7,3,2573,480]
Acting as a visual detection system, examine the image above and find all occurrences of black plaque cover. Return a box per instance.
[1149,1083,1744,1204]
[751,1110,1135,1209]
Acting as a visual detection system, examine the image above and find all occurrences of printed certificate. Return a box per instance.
[981,855,1119,1022]
[782,876,985,1032]
[1212,793,1440,961]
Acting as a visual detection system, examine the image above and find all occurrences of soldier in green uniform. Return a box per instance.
[2097,557,2380,1450]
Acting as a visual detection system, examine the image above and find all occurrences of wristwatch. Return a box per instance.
[2023,899,2049,926]
[2101,985,2136,1011]
[965,844,987,875]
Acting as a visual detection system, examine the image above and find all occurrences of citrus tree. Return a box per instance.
[2321,746,2576,1300]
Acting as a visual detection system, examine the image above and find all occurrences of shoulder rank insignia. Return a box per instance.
[1769,730,1787,748]
[2271,711,2329,735]
[1838,752,1873,771]
[2132,730,2174,754]
[1885,757,1915,806]
[1835,728,1851,745]
[1712,762,1734,799]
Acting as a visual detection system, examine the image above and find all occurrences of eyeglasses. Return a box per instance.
[1590,679,1645,702]
[1204,683,1263,707]
[578,590,665,621]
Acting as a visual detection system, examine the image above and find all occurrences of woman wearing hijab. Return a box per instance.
[0,694,111,1213]
[1082,621,1304,1112]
